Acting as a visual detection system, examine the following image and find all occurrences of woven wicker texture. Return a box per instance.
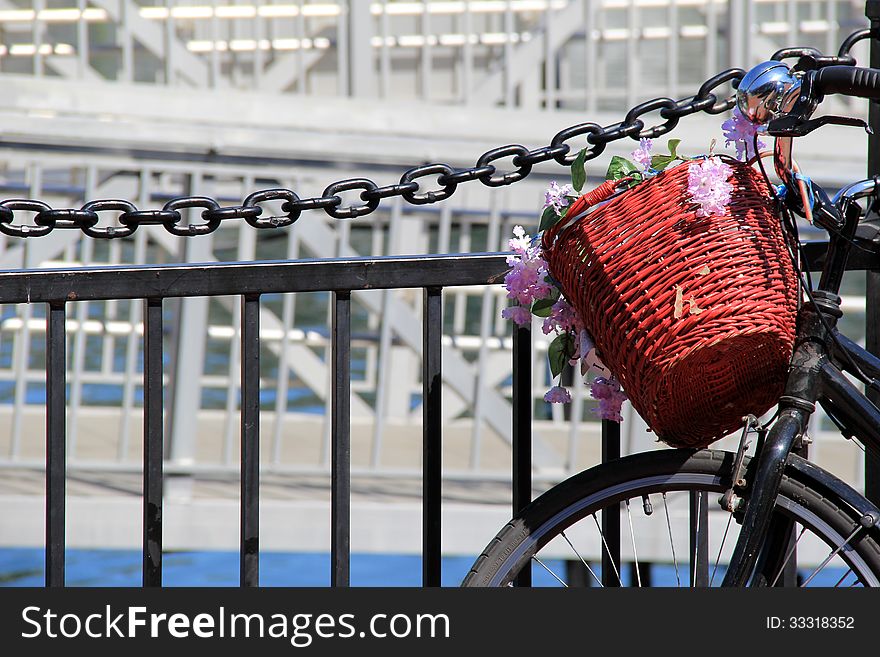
[542,159,798,448]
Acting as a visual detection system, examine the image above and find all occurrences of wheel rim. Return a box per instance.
[486,472,879,587]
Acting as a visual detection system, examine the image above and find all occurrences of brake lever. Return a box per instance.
[767,114,872,137]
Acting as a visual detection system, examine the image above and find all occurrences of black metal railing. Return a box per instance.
[0,253,521,587]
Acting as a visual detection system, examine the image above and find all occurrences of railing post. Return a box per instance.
[331,291,352,587]
[601,420,620,586]
[46,301,66,587]
[866,0,880,507]
[512,323,532,587]
[422,287,443,587]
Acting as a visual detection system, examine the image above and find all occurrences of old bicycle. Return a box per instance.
[464,36,880,588]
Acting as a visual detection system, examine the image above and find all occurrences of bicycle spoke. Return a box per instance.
[801,525,864,587]
[709,512,734,587]
[532,556,568,587]
[625,499,642,587]
[560,531,603,587]
[770,526,807,587]
[662,493,682,587]
[592,513,622,586]
[833,568,854,588]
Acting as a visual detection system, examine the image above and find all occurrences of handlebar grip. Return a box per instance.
[813,66,880,100]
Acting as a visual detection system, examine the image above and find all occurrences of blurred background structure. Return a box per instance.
[0,0,875,569]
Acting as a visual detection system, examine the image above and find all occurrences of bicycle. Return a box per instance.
[464,35,880,588]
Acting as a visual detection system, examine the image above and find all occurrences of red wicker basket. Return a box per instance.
[541,157,798,448]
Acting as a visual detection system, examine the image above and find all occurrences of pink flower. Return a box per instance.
[503,226,553,308]
[501,304,532,326]
[544,385,572,404]
[630,138,653,171]
[541,297,582,335]
[507,224,532,255]
[543,182,575,216]
[721,107,766,161]
[687,156,733,217]
[590,377,627,422]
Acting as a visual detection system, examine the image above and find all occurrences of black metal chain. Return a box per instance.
[5,24,874,241]
[0,62,815,241]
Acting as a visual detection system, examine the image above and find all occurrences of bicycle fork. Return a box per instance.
[721,295,839,586]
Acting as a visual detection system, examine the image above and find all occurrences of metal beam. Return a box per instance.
[469,0,584,106]
[87,0,209,87]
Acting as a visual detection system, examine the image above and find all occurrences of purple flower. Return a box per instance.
[544,385,572,404]
[687,157,733,218]
[630,138,653,171]
[541,297,582,335]
[721,107,766,161]
[590,377,627,422]
[501,304,532,326]
[543,181,575,216]
[503,226,553,308]
[507,224,532,255]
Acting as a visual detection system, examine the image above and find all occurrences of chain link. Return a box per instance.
[0,65,761,238]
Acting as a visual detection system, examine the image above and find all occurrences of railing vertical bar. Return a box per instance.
[46,301,66,587]
[667,0,679,96]
[544,3,555,110]
[77,0,88,78]
[33,0,44,77]
[423,287,443,587]
[210,0,221,87]
[626,0,637,108]
[121,0,133,83]
[337,2,349,96]
[587,0,600,112]
[504,1,515,106]
[332,291,352,587]
[706,0,718,83]
[143,297,164,587]
[241,294,261,587]
[866,0,880,508]
[297,0,306,94]
[421,0,432,101]
[253,0,264,89]
[380,0,391,98]
[462,0,473,103]
[164,0,175,85]
[601,420,620,587]
[513,322,532,587]
[689,491,710,587]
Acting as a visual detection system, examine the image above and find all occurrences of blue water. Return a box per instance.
[0,548,852,587]
[0,549,486,587]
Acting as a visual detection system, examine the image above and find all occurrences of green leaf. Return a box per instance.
[531,298,556,317]
[605,156,639,181]
[548,333,575,379]
[539,205,562,232]
[667,138,681,159]
[650,154,676,172]
[571,148,587,192]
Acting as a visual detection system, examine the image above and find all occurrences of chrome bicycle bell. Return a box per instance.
[736,61,802,124]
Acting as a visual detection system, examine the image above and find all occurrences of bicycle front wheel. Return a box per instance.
[463,449,880,587]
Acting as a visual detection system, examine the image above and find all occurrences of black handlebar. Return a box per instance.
[813,65,880,100]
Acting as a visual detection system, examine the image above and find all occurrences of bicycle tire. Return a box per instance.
[463,449,880,587]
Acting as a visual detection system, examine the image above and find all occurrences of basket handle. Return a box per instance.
[541,177,632,252]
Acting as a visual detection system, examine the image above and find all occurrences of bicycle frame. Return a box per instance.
[721,178,880,585]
